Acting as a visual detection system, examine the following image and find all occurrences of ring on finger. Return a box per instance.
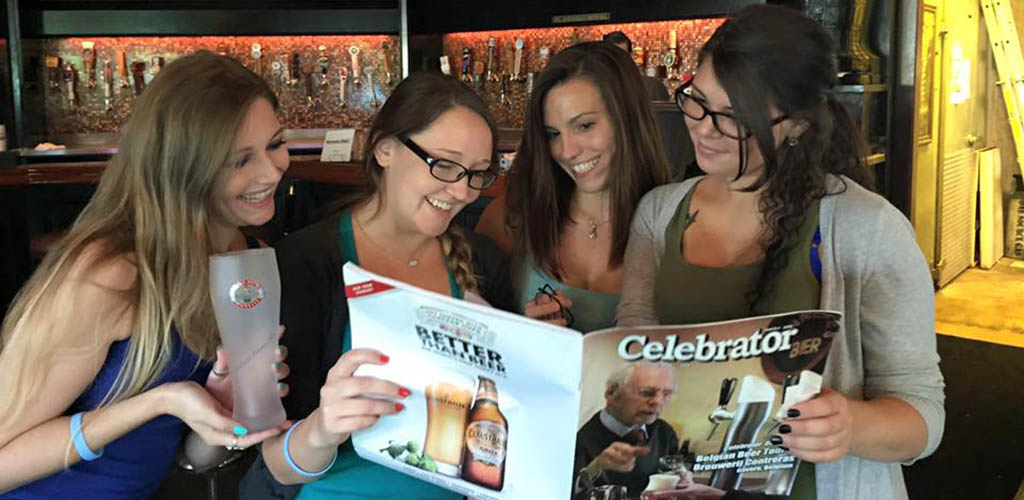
[226,434,243,451]
[211,366,229,378]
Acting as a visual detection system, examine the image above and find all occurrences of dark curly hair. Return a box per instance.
[699,5,876,312]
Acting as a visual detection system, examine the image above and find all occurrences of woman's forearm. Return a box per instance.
[0,387,167,493]
[849,396,928,463]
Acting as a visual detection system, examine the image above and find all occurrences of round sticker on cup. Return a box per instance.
[229,279,264,310]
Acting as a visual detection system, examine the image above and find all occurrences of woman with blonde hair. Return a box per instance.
[241,72,515,500]
[0,51,289,498]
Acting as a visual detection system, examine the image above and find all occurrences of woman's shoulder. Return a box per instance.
[634,177,702,226]
[825,175,913,232]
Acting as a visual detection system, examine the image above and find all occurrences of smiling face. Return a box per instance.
[375,105,493,237]
[212,97,289,232]
[685,61,796,183]
[542,77,617,194]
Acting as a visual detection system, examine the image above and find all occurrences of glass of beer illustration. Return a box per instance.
[423,372,475,476]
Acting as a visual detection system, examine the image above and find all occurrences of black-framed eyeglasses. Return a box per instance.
[399,135,499,190]
[535,283,574,328]
[674,83,788,140]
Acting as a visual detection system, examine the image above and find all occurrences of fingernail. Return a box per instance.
[398,387,411,398]
[787,409,801,418]
[278,382,288,392]
[770,436,783,446]
[277,345,288,359]
[379,354,390,364]
[233,426,249,437]
[395,402,405,412]
[274,362,284,370]
[780,446,789,451]
[779,424,792,434]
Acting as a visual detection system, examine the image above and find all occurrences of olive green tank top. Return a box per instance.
[653,183,821,499]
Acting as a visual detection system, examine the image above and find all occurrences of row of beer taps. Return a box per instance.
[442,37,551,106]
[45,42,164,111]
[44,40,397,111]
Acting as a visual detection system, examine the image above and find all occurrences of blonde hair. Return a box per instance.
[0,51,278,433]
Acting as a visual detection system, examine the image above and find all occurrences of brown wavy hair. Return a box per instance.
[334,72,499,293]
[699,5,876,312]
[507,42,670,279]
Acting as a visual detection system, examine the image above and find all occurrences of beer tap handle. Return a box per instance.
[461,48,472,82]
[289,53,300,86]
[131,61,146,96]
[472,60,484,92]
[512,38,524,80]
[339,67,348,108]
[45,56,61,89]
[720,377,737,407]
[382,41,393,86]
[63,64,77,107]
[82,42,96,89]
[118,51,130,89]
[103,59,114,110]
[365,66,376,108]
[301,63,314,107]
[349,46,361,86]
[318,45,329,87]
[251,43,262,76]
[499,73,508,106]
[485,37,496,82]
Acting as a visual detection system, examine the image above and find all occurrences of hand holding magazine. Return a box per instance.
[342,263,840,500]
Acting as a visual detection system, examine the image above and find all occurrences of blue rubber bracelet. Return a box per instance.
[69,412,103,461]
[283,418,336,478]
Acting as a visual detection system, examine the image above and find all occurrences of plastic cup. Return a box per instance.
[209,248,286,432]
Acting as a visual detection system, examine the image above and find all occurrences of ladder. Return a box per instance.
[981,0,1024,178]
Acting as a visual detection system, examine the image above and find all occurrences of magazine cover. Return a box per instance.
[344,263,584,500]
[343,263,841,499]
[575,312,840,499]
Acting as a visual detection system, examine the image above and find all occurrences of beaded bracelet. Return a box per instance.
[283,418,337,478]
[69,412,103,461]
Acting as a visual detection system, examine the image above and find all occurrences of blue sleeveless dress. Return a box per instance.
[2,330,211,500]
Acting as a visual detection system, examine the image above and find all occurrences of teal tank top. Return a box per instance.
[295,213,461,500]
[513,259,619,333]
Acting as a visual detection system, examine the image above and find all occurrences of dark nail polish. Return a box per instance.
[273,362,283,370]
[780,446,789,451]
[787,409,801,418]
[277,345,288,359]
[770,436,783,446]
[379,354,390,364]
[278,382,288,392]
[398,388,411,398]
[779,424,792,434]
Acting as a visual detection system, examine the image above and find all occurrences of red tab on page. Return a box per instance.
[345,280,395,298]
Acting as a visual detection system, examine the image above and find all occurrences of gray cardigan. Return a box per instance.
[617,176,945,500]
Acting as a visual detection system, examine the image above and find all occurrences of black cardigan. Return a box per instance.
[241,213,515,500]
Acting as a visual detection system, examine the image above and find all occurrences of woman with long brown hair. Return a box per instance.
[618,6,944,499]
[477,41,670,333]
[0,51,288,498]
[241,72,515,500]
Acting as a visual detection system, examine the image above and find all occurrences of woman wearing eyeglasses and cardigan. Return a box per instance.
[617,6,943,500]
[240,73,516,500]
[476,42,670,333]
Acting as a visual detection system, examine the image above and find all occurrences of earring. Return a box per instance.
[787,137,799,147]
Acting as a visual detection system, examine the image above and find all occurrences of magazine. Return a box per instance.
[343,263,840,500]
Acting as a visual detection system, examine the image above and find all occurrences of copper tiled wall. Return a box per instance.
[442,18,724,128]
[25,35,400,138]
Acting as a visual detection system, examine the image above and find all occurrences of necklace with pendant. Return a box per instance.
[584,216,611,240]
[355,214,430,267]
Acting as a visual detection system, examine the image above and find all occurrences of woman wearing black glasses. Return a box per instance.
[477,42,670,333]
[618,6,943,500]
[241,72,515,500]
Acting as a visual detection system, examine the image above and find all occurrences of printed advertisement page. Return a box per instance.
[343,263,584,500]
[575,311,841,499]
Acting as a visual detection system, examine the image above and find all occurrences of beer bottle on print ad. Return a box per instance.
[461,376,508,490]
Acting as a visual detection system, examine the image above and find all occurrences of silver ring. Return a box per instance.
[226,435,242,451]
[211,366,229,378]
